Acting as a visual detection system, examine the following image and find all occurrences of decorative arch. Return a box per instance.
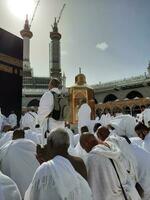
[27,99,40,107]
[103,94,118,103]
[126,91,143,99]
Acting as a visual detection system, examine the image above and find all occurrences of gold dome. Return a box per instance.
[75,73,86,85]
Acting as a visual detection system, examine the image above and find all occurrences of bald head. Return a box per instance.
[80,133,98,153]
[97,126,110,141]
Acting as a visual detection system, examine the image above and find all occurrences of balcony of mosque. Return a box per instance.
[96,97,150,114]
[22,88,48,96]
[92,75,150,91]
[23,76,49,87]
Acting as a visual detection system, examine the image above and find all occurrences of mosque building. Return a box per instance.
[21,16,150,116]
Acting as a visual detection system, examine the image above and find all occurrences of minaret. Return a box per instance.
[147,61,150,77]
[49,18,62,83]
[20,15,33,77]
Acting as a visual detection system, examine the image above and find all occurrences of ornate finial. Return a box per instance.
[24,14,30,31]
[52,17,58,32]
[79,67,81,74]
[20,15,33,38]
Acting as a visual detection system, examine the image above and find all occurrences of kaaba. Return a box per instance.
[0,28,23,120]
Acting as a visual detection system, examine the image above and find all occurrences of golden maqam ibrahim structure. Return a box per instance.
[69,70,95,124]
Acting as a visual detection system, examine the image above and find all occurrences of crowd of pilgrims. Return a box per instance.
[0,102,150,200]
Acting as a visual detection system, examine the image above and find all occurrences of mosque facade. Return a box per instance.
[21,18,150,110]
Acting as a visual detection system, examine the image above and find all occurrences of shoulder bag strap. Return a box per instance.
[28,112,35,119]
[109,158,128,200]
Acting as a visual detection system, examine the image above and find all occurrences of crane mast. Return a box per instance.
[30,0,41,28]
[57,3,66,25]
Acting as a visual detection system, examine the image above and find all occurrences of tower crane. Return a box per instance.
[30,0,41,28]
[51,3,66,32]
[56,3,66,25]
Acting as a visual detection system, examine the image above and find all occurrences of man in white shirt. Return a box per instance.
[0,171,21,200]
[25,128,92,200]
[8,110,17,128]
[21,107,37,131]
[38,78,65,143]
[78,98,91,134]
[0,138,39,198]
[135,122,150,153]
[0,108,7,133]
[80,133,141,200]
[124,137,150,200]
[143,108,150,127]
[110,114,137,137]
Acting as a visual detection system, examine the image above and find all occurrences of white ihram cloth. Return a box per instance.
[8,113,17,128]
[68,141,88,165]
[87,143,141,200]
[21,111,37,131]
[38,88,64,144]
[0,131,13,147]
[0,112,6,133]
[107,134,138,184]
[110,114,137,137]
[131,144,150,200]
[0,171,21,200]
[78,103,91,133]
[25,129,42,145]
[130,137,143,147]
[0,129,41,147]
[25,155,93,200]
[65,127,75,148]
[74,133,80,146]
[0,139,40,198]
[100,113,112,126]
[143,108,150,127]
[142,132,150,153]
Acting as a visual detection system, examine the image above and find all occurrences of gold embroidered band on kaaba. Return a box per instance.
[0,53,23,75]
[0,53,22,68]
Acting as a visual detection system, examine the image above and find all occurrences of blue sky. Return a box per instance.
[1,0,150,86]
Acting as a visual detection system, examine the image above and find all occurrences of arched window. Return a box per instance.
[27,99,39,107]
[126,91,143,99]
[103,94,117,103]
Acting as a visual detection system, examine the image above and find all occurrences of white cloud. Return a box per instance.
[96,42,108,51]
[61,50,68,56]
